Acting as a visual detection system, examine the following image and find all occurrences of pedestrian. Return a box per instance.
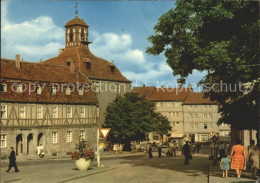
[37,145,41,158]
[6,147,19,173]
[113,144,117,154]
[172,142,176,157]
[219,141,225,160]
[147,142,153,158]
[40,144,44,158]
[116,144,120,153]
[158,142,162,158]
[220,153,230,178]
[182,141,190,165]
[119,144,123,153]
[247,140,259,179]
[230,139,246,179]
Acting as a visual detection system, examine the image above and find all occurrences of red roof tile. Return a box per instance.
[183,92,216,104]
[133,86,191,101]
[42,46,131,83]
[1,59,98,104]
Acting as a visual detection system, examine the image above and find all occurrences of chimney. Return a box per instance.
[15,54,21,69]
[143,84,146,87]
[59,49,64,55]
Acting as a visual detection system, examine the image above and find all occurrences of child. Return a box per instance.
[220,154,230,178]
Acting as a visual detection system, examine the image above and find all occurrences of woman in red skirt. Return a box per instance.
[230,139,246,178]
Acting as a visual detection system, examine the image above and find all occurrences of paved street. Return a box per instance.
[0,153,258,183]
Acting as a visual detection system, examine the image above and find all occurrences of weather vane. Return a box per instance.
[74,2,78,17]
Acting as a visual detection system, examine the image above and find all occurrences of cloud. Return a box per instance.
[1,2,64,61]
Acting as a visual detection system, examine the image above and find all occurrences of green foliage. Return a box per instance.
[147,0,259,129]
[103,92,171,144]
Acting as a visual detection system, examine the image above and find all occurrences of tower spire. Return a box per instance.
[74,2,78,17]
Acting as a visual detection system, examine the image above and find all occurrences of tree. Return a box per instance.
[103,92,171,149]
[146,0,259,130]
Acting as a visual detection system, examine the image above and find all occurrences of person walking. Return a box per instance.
[147,142,153,158]
[158,142,162,158]
[247,140,259,179]
[6,147,19,173]
[220,153,230,178]
[182,141,190,165]
[230,139,246,179]
[37,145,41,158]
[172,142,177,157]
[40,144,44,158]
[219,141,225,160]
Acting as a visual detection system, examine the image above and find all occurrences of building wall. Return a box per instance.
[90,79,131,127]
[0,102,98,157]
[183,104,230,142]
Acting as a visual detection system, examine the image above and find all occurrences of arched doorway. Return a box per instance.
[27,133,33,155]
[37,133,44,146]
[16,134,23,155]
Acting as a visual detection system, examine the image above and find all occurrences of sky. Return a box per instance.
[1,0,206,89]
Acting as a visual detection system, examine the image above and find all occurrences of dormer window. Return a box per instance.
[78,88,84,96]
[109,61,115,72]
[36,86,42,95]
[66,88,71,95]
[2,84,7,92]
[17,84,23,93]
[51,86,57,95]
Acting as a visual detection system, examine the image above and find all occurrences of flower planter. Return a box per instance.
[75,158,91,171]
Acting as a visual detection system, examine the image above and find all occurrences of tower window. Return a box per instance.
[67,62,71,66]
[69,28,73,42]
[81,28,84,41]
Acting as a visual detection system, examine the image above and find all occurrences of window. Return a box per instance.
[204,123,208,129]
[51,86,57,95]
[193,105,197,108]
[66,88,71,95]
[80,106,85,118]
[209,114,213,118]
[176,122,179,127]
[160,103,163,107]
[96,108,100,118]
[79,130,85,141]
[209,124,213,129]
[19,105,26,119]
[167,102,172,107]
[194,114,198,119]
[171,121,175,127]
[204,113,208,119]
[175,112,179,117]
[2,84,7,92]
[194,123,198,128]
[52,106,58,118]
[78,88,84,96]
[189,105,192,109]
[67,131,72,142]
[67,106,72,118]
[1,105,7,119]
[203,105,207,109]
[189,114,193,119]
[190,123,194,128]
[200,134,209,142]
[36,86,42,95]
[36,106,43,119]
[209,105,213,109]
[52,132,57,143]
[168,112,171,117]
[17,84,23,93]
[94,82,100,93]
[0,135,6,148]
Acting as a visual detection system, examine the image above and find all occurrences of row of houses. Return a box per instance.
[133,86,231,144]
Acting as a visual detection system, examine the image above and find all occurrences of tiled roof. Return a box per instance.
[132,86,155,99]
[183,92,216,104]
[133,86,191,101]
[65,16,88,27]
[42,46,131,83]
[1,59,98,104]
